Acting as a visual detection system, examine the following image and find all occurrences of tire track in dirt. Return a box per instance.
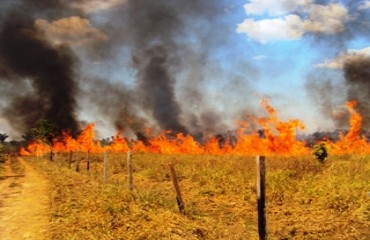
[0,157,50,239]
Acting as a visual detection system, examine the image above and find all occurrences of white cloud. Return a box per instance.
[238,1,350,42]
[316,47,370,69]
[359,1,370,10]
[237,15,304,43]
[70,0,126,14]
[35,16,108,46]
[303,3,349,33]
[244,0,313,16]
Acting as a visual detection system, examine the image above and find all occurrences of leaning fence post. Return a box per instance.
[127,150,134,190]
[256,156,267,240]
[169,163,186,215]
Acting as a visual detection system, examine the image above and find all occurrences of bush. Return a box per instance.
[312,143,328,163]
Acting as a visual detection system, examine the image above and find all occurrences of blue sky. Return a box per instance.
[1,0,370,138]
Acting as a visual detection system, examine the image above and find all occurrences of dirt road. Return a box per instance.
[0,156,50,239]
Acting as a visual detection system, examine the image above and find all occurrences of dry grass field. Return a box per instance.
[25,152,370,240]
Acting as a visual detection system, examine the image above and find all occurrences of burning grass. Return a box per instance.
[20,99,370,159]
[27,153,370,239]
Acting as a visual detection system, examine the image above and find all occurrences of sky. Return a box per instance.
[0,0,370,140]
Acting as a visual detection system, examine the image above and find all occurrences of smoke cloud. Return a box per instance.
[0,0,258,140]
[0,2,80,135]
[82,0,252,138]
[344,56,370,128]
[304,1,370,130]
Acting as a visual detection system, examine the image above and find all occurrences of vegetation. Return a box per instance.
[26,153,369,239]
[0,133,16,163]
[312,143,328,163]
[30,119,58,145]
[0,133,8,143]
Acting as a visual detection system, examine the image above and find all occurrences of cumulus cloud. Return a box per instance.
[303,3,349,33]
[237,15,304,42]
[35,16,108,46]
[359,1,370,10]
[238,1,350,43]
[70,0,127,14]
[316,47,370,69]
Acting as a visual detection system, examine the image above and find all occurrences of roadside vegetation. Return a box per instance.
[27,153,369,239]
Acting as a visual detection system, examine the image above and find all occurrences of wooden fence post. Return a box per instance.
[169,164,186,215]
[68,150,72,169]
[256,156,267,240]
[75,151,80,172]
[86,150,90,175]
[103,151,108,183]
[127,150,133,190]
[49,146,53,161]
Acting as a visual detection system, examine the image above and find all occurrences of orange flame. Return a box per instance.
[110,132,129,153]
[329,101,369,154]
[20,147,31,156]
[20,99,369,157]
[21,140,50,156]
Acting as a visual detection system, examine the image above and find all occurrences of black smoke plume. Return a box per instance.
[134,46,188,134]
[344,56,370,128]
[87,0,233,137]
[120,0,211,134]
[0,1,79,135]
[1,0,256,140]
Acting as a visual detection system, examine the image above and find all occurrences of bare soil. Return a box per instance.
[0,156,50,239]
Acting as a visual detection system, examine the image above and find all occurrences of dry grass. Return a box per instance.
[27,153,370,239]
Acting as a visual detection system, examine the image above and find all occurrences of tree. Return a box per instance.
[30,119,58,145]
[0,133,8,143]
[30,119,58,161]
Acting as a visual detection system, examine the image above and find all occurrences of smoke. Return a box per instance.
[304,1,370,130]
[0,1,80,135]
[0,0,258,139]
[306,54,370,129]
[133,46,188,134]
[344,56,370,128]
[305,70,348,129]
[81,77,150,138]
[82,0,252,138]
[115,0,222,135]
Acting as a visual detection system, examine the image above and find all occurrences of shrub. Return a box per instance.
[312,143,328,163]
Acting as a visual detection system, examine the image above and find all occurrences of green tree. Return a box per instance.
[30,119,58,145]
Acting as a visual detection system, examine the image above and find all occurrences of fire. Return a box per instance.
[328,101,369,155]
[19,147,31,156]
[20,99,369,157]
[61,131,79,152]
[132,132,203,154]
[110,132,129,153]
[20,140,50,156]
[77,123,103,153]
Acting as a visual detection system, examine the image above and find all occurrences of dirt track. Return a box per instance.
[0,157,50,239]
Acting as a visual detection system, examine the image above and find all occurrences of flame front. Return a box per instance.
[328,101,369,154]
[20,99,369,157]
